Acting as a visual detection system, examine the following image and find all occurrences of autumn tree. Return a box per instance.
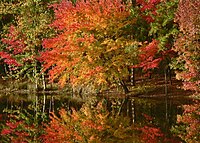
[40,0,182,94]
[41,0,140,91]
[131,0,178,80]
[0,0,55,89]
[172,0,200,92]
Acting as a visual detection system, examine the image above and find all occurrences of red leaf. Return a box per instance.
[1,128,13,135]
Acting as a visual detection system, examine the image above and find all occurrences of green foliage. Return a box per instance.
[149,0,179,36]
[147,0,179,70]
[0,0,55,83]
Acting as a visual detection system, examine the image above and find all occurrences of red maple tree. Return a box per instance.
[40,0,135,87]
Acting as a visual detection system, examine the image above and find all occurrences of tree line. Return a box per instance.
[0,0,199,93]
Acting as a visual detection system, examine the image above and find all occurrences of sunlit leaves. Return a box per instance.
[0,0,54,81]
[172,0,200,91]
[137,40,162,70]
[41,0,139,87]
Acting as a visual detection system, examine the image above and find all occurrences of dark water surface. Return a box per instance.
[0,93,194,139]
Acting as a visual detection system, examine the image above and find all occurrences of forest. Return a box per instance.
[0,0,199,142]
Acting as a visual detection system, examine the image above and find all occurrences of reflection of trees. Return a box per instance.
[1,93,190,136]
[104,96,183,134]
[105,97,136,124]
[1,94,79,117]
[172,101,200,142]
[48,95,54,113]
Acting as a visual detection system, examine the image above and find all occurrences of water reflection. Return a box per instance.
[101,96,192,132]
[0,93,193,135]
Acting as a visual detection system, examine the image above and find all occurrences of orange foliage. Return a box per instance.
[42,106,106,142]
[40,0,136,87]
[42,102,139,142]
[42,109,83,143]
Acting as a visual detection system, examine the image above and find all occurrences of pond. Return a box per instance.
[0,93,194,142]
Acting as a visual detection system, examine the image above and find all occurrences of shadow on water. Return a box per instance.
[0,93,83,116]
[103,96,194,133]
[0,92,194,137]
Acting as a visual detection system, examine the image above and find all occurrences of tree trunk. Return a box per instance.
[131,0,136,7]
[120,80,129,94]
[164,67,168,96]
[131,68,136,86]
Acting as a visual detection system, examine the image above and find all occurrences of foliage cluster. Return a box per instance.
[172,0,200,92]
[0,0,198,93]
[1,0,198,94]
[42,102,138,143]
[170,1,200,141]
[172,100,200,143]
[1,100,180,143]
[0,0,55,89]
[40,0,140,89]
[0,0,199,142]
[39,0,181,92]
[1,108,45,143]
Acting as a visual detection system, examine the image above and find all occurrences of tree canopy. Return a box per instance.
[0,0,199,92]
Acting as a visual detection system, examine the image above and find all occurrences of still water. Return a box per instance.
[0,93,193,142]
